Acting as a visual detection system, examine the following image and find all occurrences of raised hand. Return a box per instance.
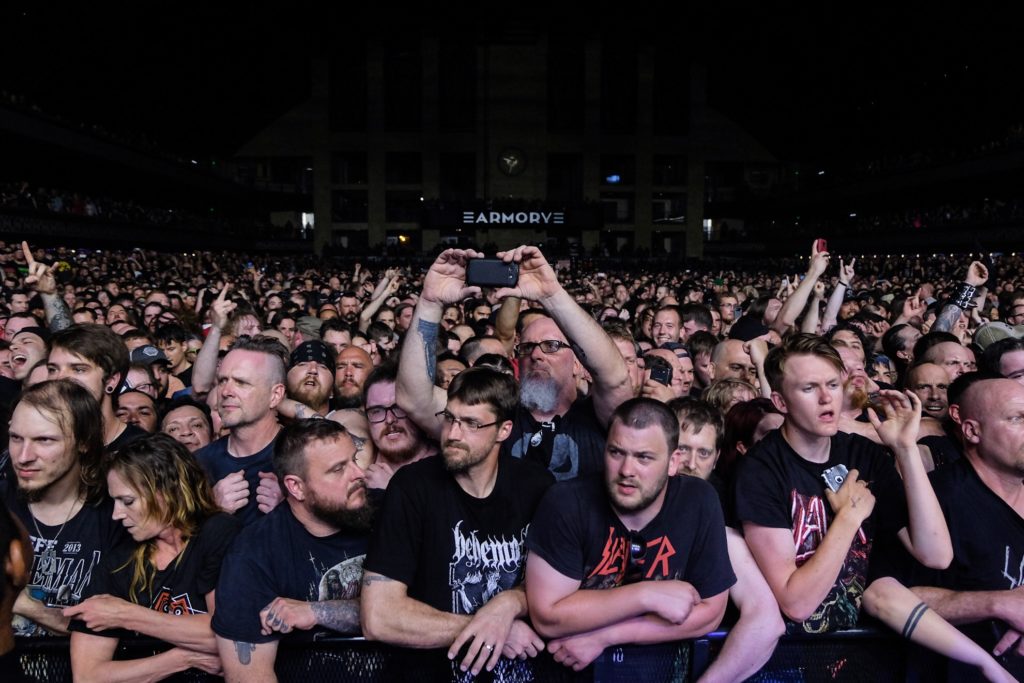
[21,241,57,295]
[867,390,923,454]
[493,245,561,303]
[421,249,483,305]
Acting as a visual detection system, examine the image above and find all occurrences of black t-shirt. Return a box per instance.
[527,474,735,598]
[919,433,962,470]
[107,422,148,453]
[910,457,1024,679]
[195,434,277,526]
[501,397,606,481]
[0,483,132,637]
[175,365,194,388]
[733,429,908,633]
[212,503,368,644]
[364,454,553,614]
[69,513,241,639]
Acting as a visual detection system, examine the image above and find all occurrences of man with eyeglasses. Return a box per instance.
[397,246,633,482]
[361,364,437,491]
[362,368,552,680]
[525,398,734,673]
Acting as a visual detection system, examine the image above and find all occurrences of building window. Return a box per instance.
[440,153,476,201]
[331,191,368,223]
[331,152,368,185]
[386,152,422,185]
[600,155,635,186]
[652,192,686,222]
[385,190,422,223]
[600,191,634,223]
[547,154,583,204]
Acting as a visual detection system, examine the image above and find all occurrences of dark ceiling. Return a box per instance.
[2,3,1021,165]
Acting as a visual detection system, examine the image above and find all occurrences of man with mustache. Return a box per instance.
[397,247,633,482]
[361,364,437,491]
[215,419,371,682]
[362,368,552,680]
[284,341,335,417]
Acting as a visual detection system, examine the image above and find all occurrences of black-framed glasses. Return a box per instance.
[366,404,406,423]
[515,340,572,358]
[624,530,647,584]
[435,410,499,432]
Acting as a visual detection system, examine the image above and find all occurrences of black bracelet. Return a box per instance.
[950,282,977,310]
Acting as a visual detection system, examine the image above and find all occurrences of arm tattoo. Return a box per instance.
[233,641,256,665]
[901,602,929,639]
[418,319,439,383]
[310,600,361,634]
[933,304,961,333]
[45,294,72,332]
[294,403,310,419]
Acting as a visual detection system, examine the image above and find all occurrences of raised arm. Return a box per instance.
[21,241,72,332]
[191,285,236,396]
[773,241,829,335]
[867,390,953,569]
[494,246,632,426]
[493,295,522,356]
[358,276,399,333]
[396,249,482,439]
[821,258,856,333]
[934,261,988,333]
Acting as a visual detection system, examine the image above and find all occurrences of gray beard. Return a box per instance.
[520,374,560,414]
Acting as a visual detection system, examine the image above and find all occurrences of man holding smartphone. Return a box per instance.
[396,246,634,482]
[733,333,951,634]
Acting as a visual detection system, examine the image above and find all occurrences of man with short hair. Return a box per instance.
[904,362,960,469]
[215,419,371,682]
[320,319,353,358]
[362,368,551,679]
[334,345,372,410]
[652,306,682,347]
[526,398,734,672]
[921,340,975,381]
[670,398,786,683]
[981,337,1024,384]
[679,302,713,342]
[711,339,758,385]
[398,247,633,482]
[734,333,952,633]
[195,337,287,525]
[361,364,436,491]
[48,324,145,451]
[338,291,361,326]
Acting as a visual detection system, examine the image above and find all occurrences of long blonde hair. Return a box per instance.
[105,433,220,603]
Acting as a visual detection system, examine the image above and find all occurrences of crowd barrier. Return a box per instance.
[13,627,956,682]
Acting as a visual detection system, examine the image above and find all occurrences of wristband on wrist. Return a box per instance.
[950,282,977,310]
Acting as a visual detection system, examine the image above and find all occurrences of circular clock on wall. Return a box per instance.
[498,148,527,176]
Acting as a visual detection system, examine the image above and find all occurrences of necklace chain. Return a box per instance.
[29,497,82,547]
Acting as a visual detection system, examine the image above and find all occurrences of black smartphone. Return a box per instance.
[466,259,519,287]
[649,364,672,386]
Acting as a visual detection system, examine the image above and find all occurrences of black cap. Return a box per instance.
[289,340,335,374]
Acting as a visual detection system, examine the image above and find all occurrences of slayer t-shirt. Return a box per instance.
[526,474,735,598]
[69,513,241,639]
[733,429,908,633]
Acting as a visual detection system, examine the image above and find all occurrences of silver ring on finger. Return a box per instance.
[484,644,495,652]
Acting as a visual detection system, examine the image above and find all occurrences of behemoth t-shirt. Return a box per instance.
[733,429,908,633]
[212,503,367,644]
[70,513,241,639]
[526,474,734,598]
[364,454,552,614]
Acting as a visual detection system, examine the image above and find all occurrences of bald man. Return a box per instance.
[909,378,1024,679]
[334,346,373,410]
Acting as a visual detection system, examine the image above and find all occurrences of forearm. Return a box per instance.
[821,284,844,332]
[121,603,218,653]
[14,590,70,634]
[581,597,726,650]
[494,295,521,355]
[800,298,822,334]
[395,303,445,439]
[539,288,631,424]
[311,599,361,634]
[896,448,953,569]
[71,633,188,683]
[362,592,469,647]
[932,303,962,333]
[774,275,818,333]
[41,292,72,331]
[358,292,387,332]
[532,583,664,638]
[191,327,222,394]
[910,586,1006,625]
[773,515,864,621]
[697,607,781,683]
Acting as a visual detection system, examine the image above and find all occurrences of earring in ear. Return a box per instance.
[105,386,115,395]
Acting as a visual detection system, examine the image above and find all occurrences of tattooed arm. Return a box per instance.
[396,249,481,440]
[217,636,278,683]
[257,596,361,636]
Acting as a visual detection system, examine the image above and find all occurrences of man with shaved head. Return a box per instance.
[904,362,960,469]
[711,339,758,386]
[909,377,1024,679]
[921,341,975,381]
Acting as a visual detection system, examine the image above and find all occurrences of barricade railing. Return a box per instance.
[12,627,953,682]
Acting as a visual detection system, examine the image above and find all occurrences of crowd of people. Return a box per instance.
[0,237,1023,682]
